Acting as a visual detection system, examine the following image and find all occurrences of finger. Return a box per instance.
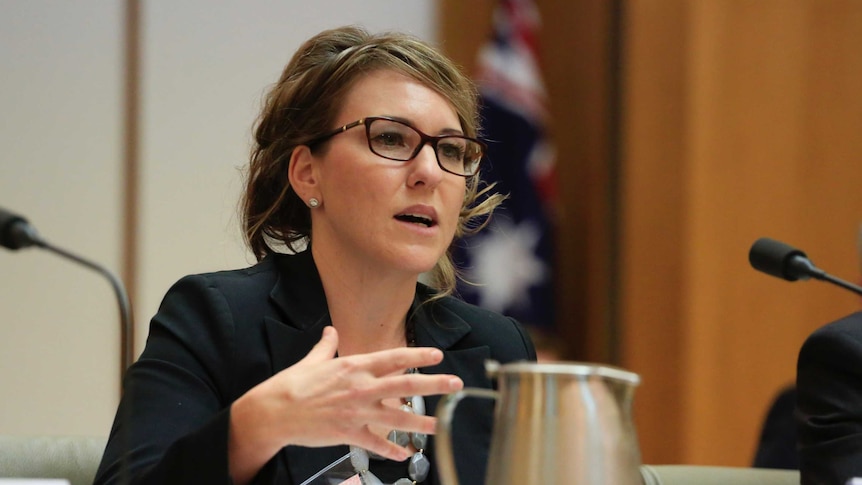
[299,326,339,365]
[351,346,446,377]
[368,373,463,401]
[370,406,440,437]
[352,426,414,462]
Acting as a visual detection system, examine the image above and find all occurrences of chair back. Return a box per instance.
[0,436,106,485]
[640,465,799,485]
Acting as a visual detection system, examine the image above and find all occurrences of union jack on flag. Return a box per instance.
[455,0,557,329]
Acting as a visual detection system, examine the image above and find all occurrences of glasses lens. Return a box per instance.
[367,119,419,161]
[437,137,482,176]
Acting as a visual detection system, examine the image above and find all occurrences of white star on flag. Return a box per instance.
[464,218,548,313]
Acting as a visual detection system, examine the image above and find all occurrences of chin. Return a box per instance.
[403,259,440,276]
[392,247,444,275]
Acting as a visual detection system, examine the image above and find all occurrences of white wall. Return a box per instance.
[0,0,124,437]
[1,0,436,437]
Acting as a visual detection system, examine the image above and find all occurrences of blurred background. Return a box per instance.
[1,0,860,469]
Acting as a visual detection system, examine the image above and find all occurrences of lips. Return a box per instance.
[394,206,438,228]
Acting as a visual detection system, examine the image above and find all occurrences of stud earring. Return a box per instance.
[308,198,320,208]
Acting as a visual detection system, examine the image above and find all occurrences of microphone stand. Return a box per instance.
[810,271,862,297]
[37,239,135,385]
[2,208,133,485]
[1,211,134,388]
[40,240,135,485]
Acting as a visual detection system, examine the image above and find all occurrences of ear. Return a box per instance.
[288,144,318,202]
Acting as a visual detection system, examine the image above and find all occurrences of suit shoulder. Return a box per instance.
[800,311,862,366]
[429,294,537,361]
[170,257,276,291]
[804,312,862,346]
[432,295,512,325]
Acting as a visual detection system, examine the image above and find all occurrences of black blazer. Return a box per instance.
[95,250,536,485]
[796,311,862,485]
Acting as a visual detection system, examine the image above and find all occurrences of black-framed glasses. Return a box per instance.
[307,116,485,177]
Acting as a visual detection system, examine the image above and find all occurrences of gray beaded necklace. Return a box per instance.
[347,322,431,485]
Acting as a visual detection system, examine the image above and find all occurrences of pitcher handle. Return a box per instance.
[435,388,499,485]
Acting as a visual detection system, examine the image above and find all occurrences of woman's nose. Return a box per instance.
[407,143,444,187]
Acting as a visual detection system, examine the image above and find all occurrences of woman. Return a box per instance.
[95,26,536,485]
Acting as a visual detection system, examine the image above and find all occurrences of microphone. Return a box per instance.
[749,237,862,296]
[0,208,43,250]
[3,207,134,485]
[1,207,134,384]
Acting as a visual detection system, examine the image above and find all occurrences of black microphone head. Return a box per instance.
[0,207,40,250]
[749,237,809,281]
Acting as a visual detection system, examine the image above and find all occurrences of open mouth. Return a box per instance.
[394,214,436,228]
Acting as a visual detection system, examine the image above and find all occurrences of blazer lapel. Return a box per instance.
[264,251,331,373]
[411,291,494,418]
[261,252,345,484]
[266,317,348,485]
[411,292,495,485]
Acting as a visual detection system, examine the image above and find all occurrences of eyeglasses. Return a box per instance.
[307,116,485,177]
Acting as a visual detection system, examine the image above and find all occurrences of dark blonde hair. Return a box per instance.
[241,25,503,297]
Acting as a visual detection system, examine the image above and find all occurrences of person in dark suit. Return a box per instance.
[796,311,862,485]
[95,26,536,485]
[752,384,798,470]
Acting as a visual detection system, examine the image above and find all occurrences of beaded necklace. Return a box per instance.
[347,320,430,485]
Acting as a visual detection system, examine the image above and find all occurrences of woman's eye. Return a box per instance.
[439,142,465,161]
[373,132,406,147]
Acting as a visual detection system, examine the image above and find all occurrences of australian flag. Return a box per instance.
[455,0,557,329]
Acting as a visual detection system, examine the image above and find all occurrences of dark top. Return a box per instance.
[796,311,862,485]
[94,250,537,485]
[752,385,798,469]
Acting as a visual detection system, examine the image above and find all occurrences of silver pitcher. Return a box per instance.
[435,360,642,485]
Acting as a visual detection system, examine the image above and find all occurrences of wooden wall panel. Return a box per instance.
[622,0,862,465]
[618,0,690,464]
[541,0,619,364]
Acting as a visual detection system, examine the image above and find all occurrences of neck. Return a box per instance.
[311,244,418,356]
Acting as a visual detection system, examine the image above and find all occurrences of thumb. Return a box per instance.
[301,326,338,364]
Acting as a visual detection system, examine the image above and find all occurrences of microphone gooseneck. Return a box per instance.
[2,206,134,485]
[749,237,862,296]
[1,207,134,383]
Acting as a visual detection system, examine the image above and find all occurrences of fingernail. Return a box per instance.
[429,348,443,359]
[449,377,463,390]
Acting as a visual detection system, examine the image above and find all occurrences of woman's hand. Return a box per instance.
[228,326,463,484]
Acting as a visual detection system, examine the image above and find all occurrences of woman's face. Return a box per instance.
[309,69,467,276]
